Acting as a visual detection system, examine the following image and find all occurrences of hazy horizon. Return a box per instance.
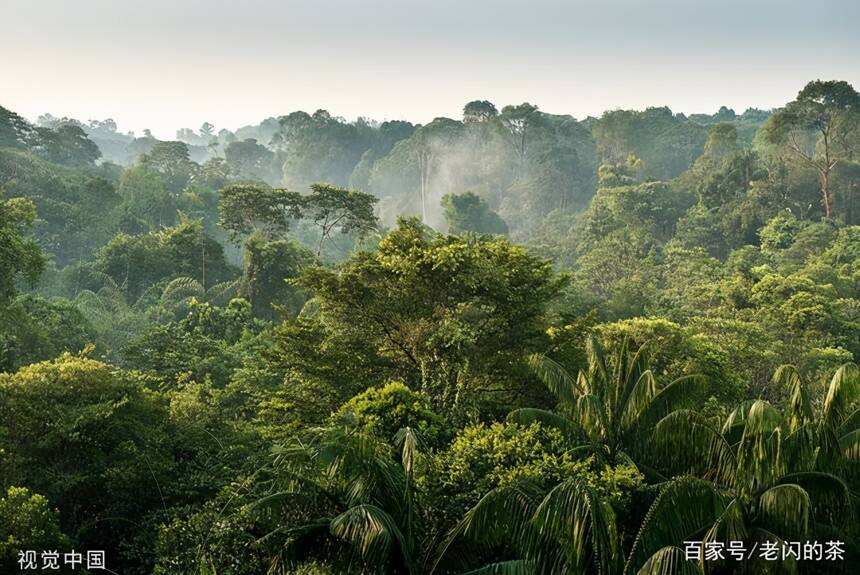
[3,0,858,139]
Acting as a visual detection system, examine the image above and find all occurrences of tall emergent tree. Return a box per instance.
[218,183,304,241]
[302,183,378,257]
[764,80,860,217]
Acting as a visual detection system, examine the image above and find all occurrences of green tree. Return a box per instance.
[302,183,379,257]
[500,103,539,159]
[224,138,277,182]
[462,101,498,124]
[434,447,638,574]
[0,354,173,570]
[94,218,236,300]
[0,295,96,370]
[441,191,508,235]
[632,364,860,572]
[218,183,304,241]
[334,381,445,444]
[297,218,565,411]
[422,421,642,553]
[509,337,705,466]
[0,195,43,306]
[764,80,860,217]
[243,233,314,319]
[140,141,198,193]
[252,426,426,573]
[33,124,101,167]
[0,105,35,149]
[0,487,69,572]
[274,110,375,191]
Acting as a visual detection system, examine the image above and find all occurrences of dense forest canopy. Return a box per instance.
[2,79,860,574]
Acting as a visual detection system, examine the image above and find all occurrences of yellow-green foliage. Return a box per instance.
[0,486,69,570]
[334,381,445,443]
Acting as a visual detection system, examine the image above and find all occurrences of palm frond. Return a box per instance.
[330,504,415,572]
[823,364,860,430]
[529,480,620,575]
[651,410,736,487]
[394,426,425,477]
[703,497,746,547]
[619,340,652,421]
[720,399,758,439]
[527,354,582,408]
[633,375,707,433]
[773,365,812,433]
[586,337,610,391]
[575,394,609,445]
[620,369,657,434]
[635,546,700,575]
[206,279,241,305]
[625,477,726,575]
[736,401,784,495]
[461,560,534,575]
[836,406,860,438]
[758,484,809,540]
[161,276,205,303]
[431,481,542,575]
[838,428,860,461]
[778,472,852,529]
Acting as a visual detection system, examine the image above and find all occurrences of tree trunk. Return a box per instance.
[417,150,429,222]
[821,168,832,218]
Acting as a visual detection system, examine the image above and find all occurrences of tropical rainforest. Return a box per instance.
[2,80,860,574]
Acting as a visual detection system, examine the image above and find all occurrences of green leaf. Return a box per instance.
[527,354,582,408]
[625,477,726,574]
[529,480,620,575]
[636,546,700,575]
[461,560,534,575]
[758,484,809,540]
[330,503,414,572]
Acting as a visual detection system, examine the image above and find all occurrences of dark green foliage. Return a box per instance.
[124,298,261,387]
[297,217,565,412]
[243,233,313,319]
[763,80,860,217]
[463,101,499,124]
[302,183,379,256]
[0,105,36,149]
[218,182,304,240]
[140,141,198,193]
[592,107,708,180]
[0,194,43,304]
[32,124,101,167]
[94,218,237,300]
[0,149,122,264]
[224,137,278,182]
[275,110,379,191]
[0,295,95,370]
[442,192,508,235]
[0,354,173,572]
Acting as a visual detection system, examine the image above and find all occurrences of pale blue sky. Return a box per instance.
[2,0,858,138]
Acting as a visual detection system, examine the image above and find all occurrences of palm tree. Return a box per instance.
[431,338,704,575]
[252,425,426,574]
[432,477,622,574]
[438,362,860,575]
[629,363,860,573]
[509,337,705,469]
